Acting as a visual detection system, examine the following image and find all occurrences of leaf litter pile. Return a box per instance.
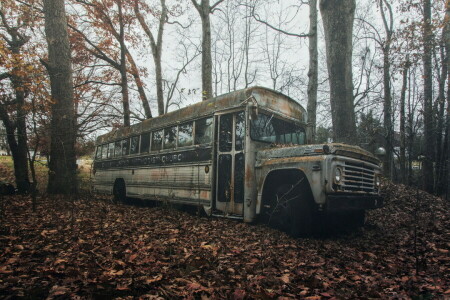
[0,183,448,299]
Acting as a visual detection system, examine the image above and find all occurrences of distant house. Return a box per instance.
[0,123,9,155]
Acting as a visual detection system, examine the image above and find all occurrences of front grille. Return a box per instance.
[341,161,376,193]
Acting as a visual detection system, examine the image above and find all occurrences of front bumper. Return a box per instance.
[326,194,383,211]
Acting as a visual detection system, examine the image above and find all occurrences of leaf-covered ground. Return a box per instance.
[0,183,448,299]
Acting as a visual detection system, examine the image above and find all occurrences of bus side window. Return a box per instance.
[107,142,114,158]
[95,145,102,160]
[152,130,163,151]
[130,136,139,155]
[140,132,150,153]
[122,138,130,156]
[178,122,193,147]
[101,143,108,159]
[164,126,177,149]
[194,117,213,145]
[114,140,122,157]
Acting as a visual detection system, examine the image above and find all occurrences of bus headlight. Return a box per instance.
[334,167,342,184]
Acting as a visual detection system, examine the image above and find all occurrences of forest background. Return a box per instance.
[0,0,449,196]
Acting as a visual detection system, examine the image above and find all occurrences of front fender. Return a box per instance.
[256,156,328,213]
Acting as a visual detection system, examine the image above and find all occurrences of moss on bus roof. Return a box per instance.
[96,86,305,144]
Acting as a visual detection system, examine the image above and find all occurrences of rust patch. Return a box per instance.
[200,190,209,200]
[245,166,253,182]
[261,156,325,167]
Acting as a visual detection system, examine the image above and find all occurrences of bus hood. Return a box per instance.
[256,143,380,165]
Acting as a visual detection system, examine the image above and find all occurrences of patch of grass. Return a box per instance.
[0,156,92,193]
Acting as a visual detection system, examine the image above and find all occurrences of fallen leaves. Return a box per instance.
[0,183,448,299]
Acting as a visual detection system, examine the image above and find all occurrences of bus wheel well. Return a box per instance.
[261,169,313,206]
[260,169,315,236]
[113,178,126,203]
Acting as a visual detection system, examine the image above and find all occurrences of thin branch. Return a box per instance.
[252,12,309,38]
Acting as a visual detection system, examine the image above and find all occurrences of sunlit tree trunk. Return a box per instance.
[43,0,77,194]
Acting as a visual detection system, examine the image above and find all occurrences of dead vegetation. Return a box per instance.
[0,182,448,299]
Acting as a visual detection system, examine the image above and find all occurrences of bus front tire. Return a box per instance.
[267,183,313,237]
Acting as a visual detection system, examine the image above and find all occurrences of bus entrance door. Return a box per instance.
[215,112,245,216]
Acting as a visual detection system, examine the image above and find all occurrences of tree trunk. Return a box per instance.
[444,0,450,198]
[400,58,410,184]
[117,0,130,127]
[307,0,318,143]
[379,0,394,178]
[382,51,393,178]
[153,50,165,116]
[422,0,434,193]
[319,0,357,144]
[134,0,167,116]
[43,0,78,194]
[436,41,448,194]
[12,78,30,193]
[126,52,152,119]
[191,0,222,100]
[0,111,29,193]
[407,70,415,186]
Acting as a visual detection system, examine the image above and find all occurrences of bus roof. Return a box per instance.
[96,86,306,144]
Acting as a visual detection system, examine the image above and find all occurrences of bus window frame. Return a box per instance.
[140,132,151,154]
[94,114,216,161]
[107,142,115,158]
[178,121,194,148]
[163,125,178,150]
[194,116,214,146]
[151,129,163,152]
[129,135,140,155]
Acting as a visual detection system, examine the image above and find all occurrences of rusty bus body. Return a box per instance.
[93,86,383,235]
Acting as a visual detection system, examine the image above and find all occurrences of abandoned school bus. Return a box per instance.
[93,86,383,235]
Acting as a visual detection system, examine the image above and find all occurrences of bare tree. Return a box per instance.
[379,0,394,178]
[117,0,130,126]
[252,1,314,135]
[422,0,434,193]
[399,57,410,184]
[0,3,31,193]
[134,0,167,116]
[307,0,318,143]
[69,0,152,123]
[190,0,224,100]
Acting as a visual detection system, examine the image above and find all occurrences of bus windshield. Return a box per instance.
[251,113,306,145]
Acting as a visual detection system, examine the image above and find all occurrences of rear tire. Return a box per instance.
[113,179,126,203]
